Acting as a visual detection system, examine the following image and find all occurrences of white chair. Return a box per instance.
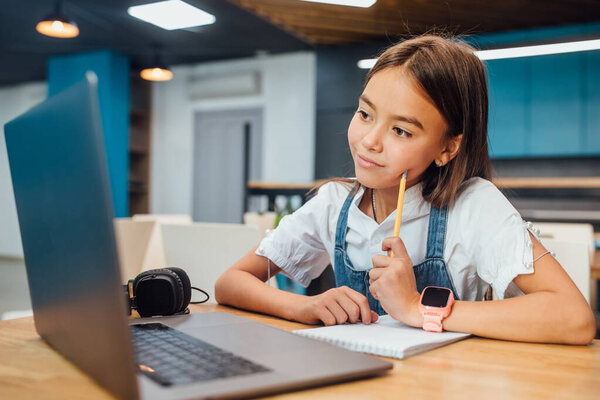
[1,309,33,320]
[541,238,591,304]
[113,219,165,283]
[113,215,192,283]
[243,211,277,240]
[161,223,276,302]
[533,222,595,306]
[132,214,193,224]
[533,222,595,259]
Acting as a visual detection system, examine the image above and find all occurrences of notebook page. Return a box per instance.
[293,315,470,359]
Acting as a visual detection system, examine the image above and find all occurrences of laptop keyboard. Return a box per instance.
[131,323,271,387]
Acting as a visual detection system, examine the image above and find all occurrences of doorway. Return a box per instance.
[192,108,263,223]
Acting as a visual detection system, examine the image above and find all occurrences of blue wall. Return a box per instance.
[467,23,600,158]
[48,50,130,217]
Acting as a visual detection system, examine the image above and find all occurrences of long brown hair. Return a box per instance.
[314,35,492,208]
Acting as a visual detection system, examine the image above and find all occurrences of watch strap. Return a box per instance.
[422,311,444,333]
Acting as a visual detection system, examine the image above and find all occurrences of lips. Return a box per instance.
[356,154,383,168]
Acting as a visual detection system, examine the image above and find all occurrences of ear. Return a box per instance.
[438,134,463,165]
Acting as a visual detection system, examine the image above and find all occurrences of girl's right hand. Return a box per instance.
[293,286,378,326]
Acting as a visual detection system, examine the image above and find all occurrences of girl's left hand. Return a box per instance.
[369,237,422,327]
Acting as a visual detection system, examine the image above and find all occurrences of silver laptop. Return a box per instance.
[4,73,392,400]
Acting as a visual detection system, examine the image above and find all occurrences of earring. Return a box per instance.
[437,160,443,167]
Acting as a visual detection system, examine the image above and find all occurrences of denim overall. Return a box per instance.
[333,187,460,315]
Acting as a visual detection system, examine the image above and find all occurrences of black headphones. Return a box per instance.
[124,267,209,317]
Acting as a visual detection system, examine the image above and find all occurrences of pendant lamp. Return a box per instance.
[36,1,79,39]
[140,51,173,82]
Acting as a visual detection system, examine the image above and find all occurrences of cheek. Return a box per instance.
[386,139,430,170]
[386,145,408,168]
[347,116,361,149]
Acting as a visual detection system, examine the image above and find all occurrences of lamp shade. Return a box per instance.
[36,14,79,38]
[140,67,173,82]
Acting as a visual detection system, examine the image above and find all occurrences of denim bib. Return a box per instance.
[333,186,459,315]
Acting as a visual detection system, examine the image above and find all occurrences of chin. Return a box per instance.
[354,169,381,188]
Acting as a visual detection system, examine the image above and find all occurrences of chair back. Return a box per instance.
[113,215,192,282]
[533,222,595,259]
[541,238,590,303]
[161,223,261,301]
[132,214,193,224]
[113,219,165,283]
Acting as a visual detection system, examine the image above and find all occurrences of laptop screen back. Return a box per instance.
[4,73,139,400]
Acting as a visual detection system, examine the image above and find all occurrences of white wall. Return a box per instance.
[150,51,316,215]
[0,82,47,258]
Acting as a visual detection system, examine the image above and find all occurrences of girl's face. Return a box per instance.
[348,67,451,189]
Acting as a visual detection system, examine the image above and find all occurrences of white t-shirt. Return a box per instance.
[256,177,536,301]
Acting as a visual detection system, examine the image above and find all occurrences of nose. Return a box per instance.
[361,123,385,152]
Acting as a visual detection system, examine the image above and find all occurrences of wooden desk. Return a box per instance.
[1,304,599,400]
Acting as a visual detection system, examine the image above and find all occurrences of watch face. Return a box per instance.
[421,287,451,307]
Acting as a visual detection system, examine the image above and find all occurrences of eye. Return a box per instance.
[394,127,412,138]
[356,109,371,121]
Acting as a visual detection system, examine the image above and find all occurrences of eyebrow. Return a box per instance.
[359,95,425,130]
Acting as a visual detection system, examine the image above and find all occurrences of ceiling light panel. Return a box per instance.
[357,38,600,68]
[299,0,376,8]
[128,0,216,30]
[474,38,600,60]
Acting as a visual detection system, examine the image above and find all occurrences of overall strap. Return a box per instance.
[334,184,359,250]
[425,206,448,259]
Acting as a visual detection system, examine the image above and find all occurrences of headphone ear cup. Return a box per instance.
[166,267,191,311]
[133,268,184,316]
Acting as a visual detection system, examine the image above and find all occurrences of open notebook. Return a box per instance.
[293,315,470,359]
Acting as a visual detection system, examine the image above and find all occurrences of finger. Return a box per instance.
[336,294,361,323]
[325,299,349,325]
[371,254,391,268]
[368,268,385,285]
[369,283,378,300]
[382,237,409,259]
[315,306,336,326]
[342,287,373,325]
[370,310,379,323]
[369,269,387,286]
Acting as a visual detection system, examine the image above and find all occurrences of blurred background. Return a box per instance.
[0,1,599,330]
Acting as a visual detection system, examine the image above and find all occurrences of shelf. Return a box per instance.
[128,185,148,194]
[493,177,600,189]
[129,147,149,156]
[247,181,322,190]
[128,74,151,216]
[520,209,600,222]
[130,108,150,118]
[248,177,600,190]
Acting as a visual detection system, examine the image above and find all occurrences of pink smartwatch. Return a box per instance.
[418,286,454,332]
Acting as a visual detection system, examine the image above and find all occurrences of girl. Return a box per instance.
[215,35,596,345]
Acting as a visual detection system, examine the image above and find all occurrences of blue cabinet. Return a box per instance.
[48,51,130,217]
[585,51,600,154]
[486,58,529,157]
[486,50,600,158]
[529,53,584,156]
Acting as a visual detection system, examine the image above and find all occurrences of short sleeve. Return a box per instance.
[455,179,535,299]
[255,182,341,287]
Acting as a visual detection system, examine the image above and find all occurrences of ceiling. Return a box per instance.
[1,0,599,86]
[230,0,600,45]
[0,0,310,86]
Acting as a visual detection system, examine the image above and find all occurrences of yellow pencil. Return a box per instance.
[390,171,408,257]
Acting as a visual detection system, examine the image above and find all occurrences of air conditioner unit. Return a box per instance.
[187,72,261,99]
